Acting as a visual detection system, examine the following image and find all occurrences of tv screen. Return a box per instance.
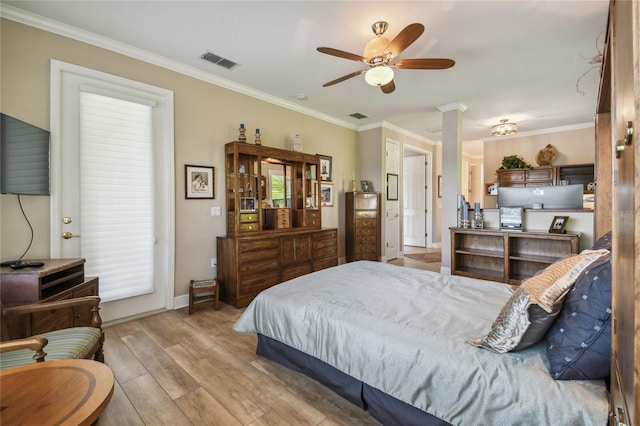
[497,184,584,210]
[0,113,50,195]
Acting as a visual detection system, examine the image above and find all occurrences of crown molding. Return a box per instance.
[358,121,437,145]
[437,102,468,112]
[0,4,358,131]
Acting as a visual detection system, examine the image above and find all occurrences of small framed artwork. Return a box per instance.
[360,180,371,192]
[549,216,569,234]
[387,173,398,200]
[240,197,256,211]
[319,155,332,182]
[437,175,443,198]
[321,183,334,206]
[186,165,214,199]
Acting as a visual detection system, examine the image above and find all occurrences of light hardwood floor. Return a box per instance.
[97,250,440,425]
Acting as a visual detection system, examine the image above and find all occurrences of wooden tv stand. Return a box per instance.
[450,228,580,285]
[0,258,99,339]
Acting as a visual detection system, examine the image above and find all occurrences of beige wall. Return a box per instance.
[0,19,357,299]
[482,126,595,208]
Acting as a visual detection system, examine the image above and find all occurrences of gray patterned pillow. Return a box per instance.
[468,249,609,353]
[468,287,561,353]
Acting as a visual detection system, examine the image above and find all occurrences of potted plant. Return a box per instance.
[499,155,532,169]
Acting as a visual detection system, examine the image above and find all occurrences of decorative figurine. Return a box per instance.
[255,128,261,145]
[238,123,247,143]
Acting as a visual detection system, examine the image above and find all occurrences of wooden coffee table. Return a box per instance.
[0,359,114,425]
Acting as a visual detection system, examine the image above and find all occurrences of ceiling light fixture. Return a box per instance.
[491,119,517,136]
[365,66,394,87]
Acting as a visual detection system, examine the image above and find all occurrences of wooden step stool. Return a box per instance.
[189,279,219,314]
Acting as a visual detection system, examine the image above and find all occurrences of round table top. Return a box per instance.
[0,359,114,426]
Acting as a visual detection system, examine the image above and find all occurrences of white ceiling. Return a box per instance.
[1,1,609,156]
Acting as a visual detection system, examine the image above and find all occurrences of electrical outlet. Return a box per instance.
[211,206,221,216]
[211,257,217,268]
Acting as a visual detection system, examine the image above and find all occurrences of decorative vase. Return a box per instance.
[238,123,247,143]
[255,128,261,145]
[293,134,302,152]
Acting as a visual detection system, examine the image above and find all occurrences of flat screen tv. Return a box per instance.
[497,184,584,210]
[0,113,50,195]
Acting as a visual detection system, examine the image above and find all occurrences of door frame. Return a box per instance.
[49,59,175,321]
[403,144,433,249]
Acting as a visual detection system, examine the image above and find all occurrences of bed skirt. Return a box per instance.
[257,334,451,426]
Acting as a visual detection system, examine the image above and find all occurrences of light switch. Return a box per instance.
[211,206,221,216]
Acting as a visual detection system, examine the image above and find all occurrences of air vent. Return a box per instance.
[349,112,368,119]
[200,51,239,70]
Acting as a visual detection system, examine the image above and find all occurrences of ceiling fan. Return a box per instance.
[317,21,455,94]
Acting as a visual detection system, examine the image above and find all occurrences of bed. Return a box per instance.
[233,260,609,425]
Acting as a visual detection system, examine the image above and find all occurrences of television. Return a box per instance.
[497,184,584,210]
[1,113,50,195]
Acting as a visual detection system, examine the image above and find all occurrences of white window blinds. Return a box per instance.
[79,91,154,302]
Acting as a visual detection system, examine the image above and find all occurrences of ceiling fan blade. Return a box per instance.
[317,47,367,62]
[322,70,366,87]
[394,58,455,69]
[380,79,396,94]
[384,23,424,58]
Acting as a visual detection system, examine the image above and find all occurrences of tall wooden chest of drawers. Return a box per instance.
[345,192,381,262]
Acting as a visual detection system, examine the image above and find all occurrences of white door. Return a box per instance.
[50,60,175,322]
[403,155,426,247]
[385,139,399,260]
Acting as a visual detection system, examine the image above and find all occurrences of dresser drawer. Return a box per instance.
[355,210,377,219]
[355,219,377,228]
[355,244,377,254]
[239,222,260,232]
[239,212,259,223]
[239,238,279,252]
[355,235,377,245]
[355,227,377,236]
[355,252,378,261]
[313,229,337,242]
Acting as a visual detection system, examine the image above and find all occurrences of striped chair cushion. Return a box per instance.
[0,327,101,370]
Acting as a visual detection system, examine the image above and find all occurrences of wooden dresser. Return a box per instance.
[217,228,338,308]
[0,258,99,339]
[345,192,381,262]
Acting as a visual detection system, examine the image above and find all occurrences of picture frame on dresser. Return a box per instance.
[549,216,569,234]
[185,164,214,199]
[321,183,334,206]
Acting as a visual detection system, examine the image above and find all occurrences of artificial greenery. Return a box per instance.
[499,155,532,169]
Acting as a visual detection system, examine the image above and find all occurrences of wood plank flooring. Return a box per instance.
[97,301,381,425]
[97,249,439,425]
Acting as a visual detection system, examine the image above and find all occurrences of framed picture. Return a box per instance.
[549,216,569,234]
[321,183,334,206]
[387,173,398,200]
[360,180,371,192]
[240,197,256,211]
[437,175,443,198]
[319,155,332,182]
[185,164,214,199]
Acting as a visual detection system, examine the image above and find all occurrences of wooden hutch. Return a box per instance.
[217,142,338,308]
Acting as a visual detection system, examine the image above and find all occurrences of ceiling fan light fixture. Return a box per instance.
[365,66,394,86]
[491,119,517,136]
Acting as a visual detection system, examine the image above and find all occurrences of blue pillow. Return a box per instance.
[591,231,612,251]
[545,254,611,380]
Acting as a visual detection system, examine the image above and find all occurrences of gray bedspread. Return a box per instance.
[234,261,608,425]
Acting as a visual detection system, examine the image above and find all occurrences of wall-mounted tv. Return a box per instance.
[0,113,50,196]
[498,184,584,210]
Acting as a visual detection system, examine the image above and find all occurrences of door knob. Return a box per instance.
[62,232,80,239]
